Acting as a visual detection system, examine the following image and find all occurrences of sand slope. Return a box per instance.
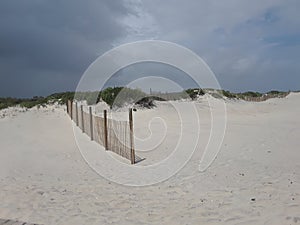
[0,94,299,224]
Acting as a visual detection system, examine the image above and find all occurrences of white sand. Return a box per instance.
[0,94,299,224]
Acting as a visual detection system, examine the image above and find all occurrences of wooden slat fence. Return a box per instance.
[67,100,136,164]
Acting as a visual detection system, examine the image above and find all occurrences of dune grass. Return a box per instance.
[0,88,291,111]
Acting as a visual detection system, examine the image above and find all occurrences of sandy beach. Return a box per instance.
[0,94,300,225]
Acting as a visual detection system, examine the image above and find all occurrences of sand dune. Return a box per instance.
[0,94,299,224]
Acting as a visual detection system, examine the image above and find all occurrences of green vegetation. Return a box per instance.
[0,96,46,110]
[99,87,121,107]
[0,87,148,110]
[0,97,23,110]
[238,91,263,98]
[0,87,291,111]
[0,92,75,110]
[266,90,289,97]
[73,91,100,105]
[101,87,146,108]
[219,90,290,100]
[185,88,205,99]
[222,90,237,98]
[47,92,75,104]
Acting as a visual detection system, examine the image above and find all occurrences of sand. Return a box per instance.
[0,93,299,224]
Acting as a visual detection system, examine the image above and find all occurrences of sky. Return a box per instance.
[0,0,299,97]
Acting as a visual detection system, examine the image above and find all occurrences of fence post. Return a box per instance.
[129,108,135,164]
[66,100,69,115]
[104,110,108,150]
[75,102,79,126]
[69,100,71,116]
[81,105,84,133]
[70,100,73,120]
[89,106,93,141]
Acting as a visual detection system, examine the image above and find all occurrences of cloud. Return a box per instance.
[121,0,300,92]
[0,0,130,97]
[0,0,299,97]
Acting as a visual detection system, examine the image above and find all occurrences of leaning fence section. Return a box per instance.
[66,100,135,164]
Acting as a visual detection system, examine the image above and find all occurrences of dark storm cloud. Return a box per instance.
[1,0,300,97]
[0,0,129,97]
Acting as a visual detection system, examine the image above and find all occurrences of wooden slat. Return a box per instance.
[129,108,135,164]
[104,110,108,150]
[89,106,93,141]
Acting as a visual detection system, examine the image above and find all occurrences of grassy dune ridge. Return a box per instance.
[0,88,293,110]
